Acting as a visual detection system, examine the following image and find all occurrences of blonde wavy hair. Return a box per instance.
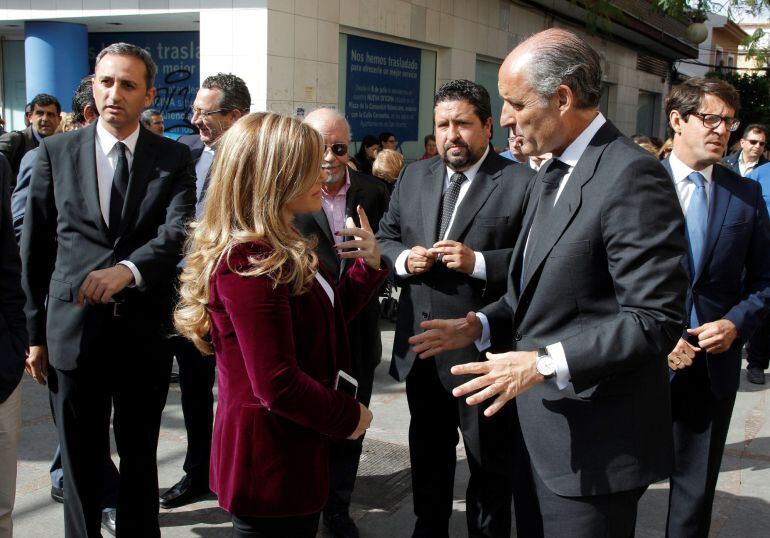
[174,112,324,353]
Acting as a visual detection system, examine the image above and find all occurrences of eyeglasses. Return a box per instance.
[324,143,348,156]
[690,112,741,132]
[744,139,767,147]
[191,106,231,118]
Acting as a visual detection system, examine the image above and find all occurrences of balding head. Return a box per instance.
[304,107,351,141]
[502,28,602,109]
[304,107,351,189]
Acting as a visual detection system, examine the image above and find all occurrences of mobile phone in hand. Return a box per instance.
[335,370,358,399]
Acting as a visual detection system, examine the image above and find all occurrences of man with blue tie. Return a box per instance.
[160,73,252,509]
[662,77,770,537]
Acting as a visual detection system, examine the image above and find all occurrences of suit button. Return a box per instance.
[421,312,429,320]
[515,332,522,341]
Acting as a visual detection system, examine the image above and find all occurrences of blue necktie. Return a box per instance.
[686,171,708,327]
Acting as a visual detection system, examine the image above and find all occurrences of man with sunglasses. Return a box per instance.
[295,107,390,538]
[159,73,251,509]
[662,78,770,536]
[723,123,768,177]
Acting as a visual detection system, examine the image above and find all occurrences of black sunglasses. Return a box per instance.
[324,143,348,156]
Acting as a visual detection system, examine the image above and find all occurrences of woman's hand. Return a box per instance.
[347,402,373,440]
[334,205,382,270]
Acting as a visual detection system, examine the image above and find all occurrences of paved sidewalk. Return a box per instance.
[13,320,770,536]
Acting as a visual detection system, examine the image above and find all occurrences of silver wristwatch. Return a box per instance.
[535,347,556,379]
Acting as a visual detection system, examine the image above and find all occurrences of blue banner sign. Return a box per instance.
[345,35,420,142]
[88,32,199,136]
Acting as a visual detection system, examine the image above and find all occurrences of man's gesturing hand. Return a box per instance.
[77,265,134,305]
[409,311,482,358]
[668,337,700,371]
[26,345,49,385]
[429,240,475,274]
[687,319,738,354]
[451,350,541,417]
[406,246,436,275]
[335,205,381,269]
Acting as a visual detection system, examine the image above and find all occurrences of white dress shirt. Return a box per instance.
[315,272,335,305]
[94,119,143,288]
[668,151,714,213]
[195,146,215,201]
[395,145,490,280]
[476,113,608,390]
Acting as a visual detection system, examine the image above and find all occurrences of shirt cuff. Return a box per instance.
[118,260,144,290]
[475,312,491,351]
[470,251,486,280]
[395,249,412,277]
[547,342,571,390]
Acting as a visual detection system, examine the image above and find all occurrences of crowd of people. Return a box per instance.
[0,27,769,538]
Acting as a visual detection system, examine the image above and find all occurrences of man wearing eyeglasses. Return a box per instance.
[722,123,768,177]
[661,78,770,537]
[295,107,390,538]
[159,73,252,510]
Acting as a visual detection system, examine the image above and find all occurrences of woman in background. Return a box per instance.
[372,148,404,195]
[350,134,380,175]
[175,112,387,537]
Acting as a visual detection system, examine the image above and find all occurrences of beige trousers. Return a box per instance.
[0,384,21,538]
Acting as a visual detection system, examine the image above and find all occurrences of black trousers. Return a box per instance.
[48,314,172,538]
[747,313,770,370]
[405,357,541,538]
[666,362,736,537]
[231,512,319,538]
[532,466,646,538]
[170,336,216,485]
[324,350,377,517]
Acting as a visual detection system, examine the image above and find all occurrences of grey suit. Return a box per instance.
[482,120,688,535]
[377,150,539,537]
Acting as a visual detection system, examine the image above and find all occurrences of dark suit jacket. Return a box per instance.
[178,134,204,162]
[663,158,770,398]
[377,151,535,389]
[482,120,688,497]
[294,170,390,374]
[0,126,39,184]
[11,147,38,242]
[208,242,387,516]
[0,154,27,403]
[20,123,196,370]
[722,150,768,176]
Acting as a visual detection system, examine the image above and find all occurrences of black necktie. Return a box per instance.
[437,172,467,241]
[520,159,570,287]
[108,141,129,241]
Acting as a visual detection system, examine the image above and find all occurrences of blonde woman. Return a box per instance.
[372,148,404,194]
[175,112,387,537]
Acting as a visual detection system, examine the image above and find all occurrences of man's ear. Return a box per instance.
[83,105,98,125]
[669,110,683,136]
[231,109,246,121]
[555,85,572,111]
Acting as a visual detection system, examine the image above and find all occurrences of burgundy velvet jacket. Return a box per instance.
[208,241,388,516]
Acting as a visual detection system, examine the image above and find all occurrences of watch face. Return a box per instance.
[537,355,556,377]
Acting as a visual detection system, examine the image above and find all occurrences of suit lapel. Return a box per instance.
[117,127,158,240]
[694,168,731,283]
[445,152,500,240]
[520,124,615,294]
[422,160,445,246]
[76,124,109,237]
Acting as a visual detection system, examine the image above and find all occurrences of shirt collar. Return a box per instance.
[669,150,714,185]
[31,127,43,143]
[96,119,141,157]
[555,113,606,169]
[446,145,490,182]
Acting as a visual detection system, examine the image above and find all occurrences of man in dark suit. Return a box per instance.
[294,107,390,538]
[721,123,767,177]
[411,30,688,536]
[21,43,196,537]
[0,93,61,183]
[377,80,538,538]
[0,151,27,537]
[662,78,770,537]
[159,73,251,509]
